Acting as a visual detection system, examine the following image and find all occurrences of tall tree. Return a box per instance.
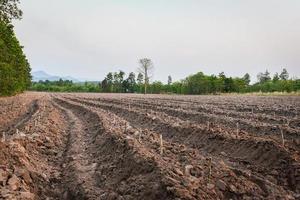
[273,72,280,82]
[279,68,289,80]
[124,72,136,93]
[168,75,172,85]
[106,72,113,92]
[0,2,31,96]
[257,70,271,84]
[137,73,143,84]
[242,73,251,85]
[137,58,154,94]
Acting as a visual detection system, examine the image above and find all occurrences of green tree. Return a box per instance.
[242,73,251,85]
[136,72,144,93]
[257,70,271,84]
[0,21,31,96]
[279,68,289,80]
[125,72,136,93]
[168,75,172,85]
[273,72,279,82]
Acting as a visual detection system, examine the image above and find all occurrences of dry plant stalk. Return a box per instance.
[160,134,163,155]
[280,128,285,148]
[208,157,212,181]
[286,119,290,127]
[236,122,239,137]
[1,132,5,142]
[16,129,19,135]
[207,121,210,130]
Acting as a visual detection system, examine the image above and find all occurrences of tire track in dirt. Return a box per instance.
[61,95,300,195]
[52,98,104,199]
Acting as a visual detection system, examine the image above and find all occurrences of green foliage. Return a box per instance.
[0,20,31,96]
[279,68,289,80]
[257,70,271,84]
[30,79,101,93]
[29,68,299,95]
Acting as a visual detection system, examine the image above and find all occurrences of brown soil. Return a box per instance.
[0,92,299,200]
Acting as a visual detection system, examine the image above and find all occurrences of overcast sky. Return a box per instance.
[13,0,300,82]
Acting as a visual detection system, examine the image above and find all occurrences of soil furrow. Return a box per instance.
[61,95,300,194]
[55,96,294,199]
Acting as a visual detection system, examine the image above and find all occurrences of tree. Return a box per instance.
[218,72,226,92]
[101,78,109,92]
[0,0,23,22]
[242,73,251,85]
[279,68,289,80]
[168,75,172,85]
[124,72,136,93]
[137,73,143,84]
[257,70,271,84]
[0,18,31,96]
[100,72,114,92]
[273,72,280,82]
[224,77,235,92]
[137,58,154,94]
[218,72,226,80]
[136,72,144,93]
[113,70,125,92]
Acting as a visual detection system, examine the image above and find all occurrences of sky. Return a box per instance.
[13,0,300,82]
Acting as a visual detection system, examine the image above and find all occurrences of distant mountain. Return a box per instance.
[32,71,80,82]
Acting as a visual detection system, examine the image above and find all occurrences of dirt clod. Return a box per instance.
[8,174,20,191]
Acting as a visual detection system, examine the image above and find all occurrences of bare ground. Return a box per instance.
[0,92,299,200]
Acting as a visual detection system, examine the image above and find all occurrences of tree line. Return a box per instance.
[99,67,299,94]
[31,64,299,94]
[30,79,100,93]
[0,0,31,96]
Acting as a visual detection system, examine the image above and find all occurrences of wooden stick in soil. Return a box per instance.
[280,128,285,148]
[1,132,5,142]
[160,134,163,155]
[208,157,212,181]
[236,122,239,137]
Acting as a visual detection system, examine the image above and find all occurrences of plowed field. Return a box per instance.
[0,92,299,199]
